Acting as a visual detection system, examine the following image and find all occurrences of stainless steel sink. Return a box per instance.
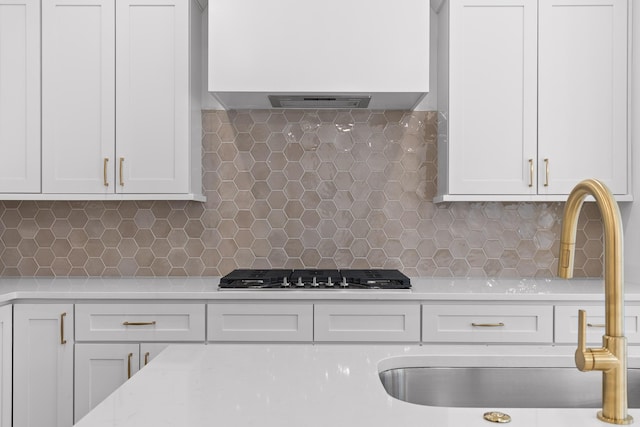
[379,367,640,408]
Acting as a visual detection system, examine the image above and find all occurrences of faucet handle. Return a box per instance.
[575,309,595,371]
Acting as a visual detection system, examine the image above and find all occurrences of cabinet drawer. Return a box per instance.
[554,305,640,345]
[207,303,313,342]
[314,304,420,342]
[422,304,553,343]
[75,304,205,342]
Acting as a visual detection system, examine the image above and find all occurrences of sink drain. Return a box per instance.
[483,411,511,423]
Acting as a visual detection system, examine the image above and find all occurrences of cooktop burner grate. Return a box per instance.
[218,269,411,290]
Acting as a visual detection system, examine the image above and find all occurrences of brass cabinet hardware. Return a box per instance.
[528,159,534,187]
[544,158,549,187]
[60,312,67,344]
[588,323,606,328]
[127,353,133,379]
[144,352,150,366]
[122,321,156,326]
[103,158,109,187]
[119,157,124,186]
[471,322,505,327]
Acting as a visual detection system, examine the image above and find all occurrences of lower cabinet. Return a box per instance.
[0,305,11,427]
[74,342,170,422]
[422,304,554,344]
[314,303,420,342]
[207,303,313,342]
[13,304,74,427]
[73,303,204,422]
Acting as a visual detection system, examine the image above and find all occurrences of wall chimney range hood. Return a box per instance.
[208,0,430,110]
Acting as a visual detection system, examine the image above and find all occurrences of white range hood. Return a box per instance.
[208,0,430,110]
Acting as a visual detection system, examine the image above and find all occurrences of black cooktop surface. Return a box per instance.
[218,269,411,289]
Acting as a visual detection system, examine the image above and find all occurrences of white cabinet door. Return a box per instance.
[75,303,206,342]
[74,343,140,423]
[0,305,11,427]
[538,0,628,195]
[13,304,74,427]
[207,303,314,342]
[139,342,170,367]
[314,303,421,342]
[0,0,40,193]
[115,0,190,194]
[42,0,115,194]
[422,304,554,343]
[446,0,538,195]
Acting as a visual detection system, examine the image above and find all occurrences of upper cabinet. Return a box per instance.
[4,0,204,201]
[435,0,630,202]
[0,0,40,193]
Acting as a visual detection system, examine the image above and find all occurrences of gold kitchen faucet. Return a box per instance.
[558,179,633,424]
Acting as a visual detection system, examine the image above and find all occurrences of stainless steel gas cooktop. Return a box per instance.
[218,269,411,290]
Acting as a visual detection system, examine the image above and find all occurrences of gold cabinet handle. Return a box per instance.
[471,322,505,327]
[587,323,606,328]
[127,353,133,379]
[544,158,549,187]
[528,159,534,187]
[119,157,124,186]
[144,352,150,366]
[122,321,156,326]
[103,158,109,187]
[60,312,67,344]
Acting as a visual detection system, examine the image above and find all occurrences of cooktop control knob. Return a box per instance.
[311,277,319,287]
[326,277,334,287]
[340,277,348,288]
[282,277,290,287]
[296,277,304,287]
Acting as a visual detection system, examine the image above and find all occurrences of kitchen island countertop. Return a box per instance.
[73,343,640,427]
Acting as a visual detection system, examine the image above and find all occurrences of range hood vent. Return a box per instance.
[268,95,371,109]
[208,0,430,110]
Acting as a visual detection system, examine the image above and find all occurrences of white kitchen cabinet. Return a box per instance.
[0,0,40,193]
[537,0,628,196]
[74,303,204,421]
[435,0,630,202]
[13,304,74,427]
[75,303,206,342]
[314,303,421,342]
[39,0,203,201]
[554,305,640,345]
[42,0,115,195]
[0,305,11,427]
[74,343,140,422]
[422,304,554,343]
[139,342,171,367]
[207,303,314,342]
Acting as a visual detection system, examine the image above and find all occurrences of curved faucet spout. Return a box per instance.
[558,179,624,337]
[558,178,632,424]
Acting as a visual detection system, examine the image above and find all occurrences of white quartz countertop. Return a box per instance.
[73,343,640,427]
[0,276,639,302]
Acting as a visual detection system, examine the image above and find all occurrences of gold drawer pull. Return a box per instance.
[60,312,67,344]
[144,352,150,366]
[587,323,606,328]
[103,158,109,187]
[127,353,133,379]
[471,322,505,327]
[528,159,534,187]
[119,157,125,186]
[544,158,550,187]
[122,321,156,326]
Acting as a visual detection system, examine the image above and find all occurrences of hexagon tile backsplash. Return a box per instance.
[0,110,603,277]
